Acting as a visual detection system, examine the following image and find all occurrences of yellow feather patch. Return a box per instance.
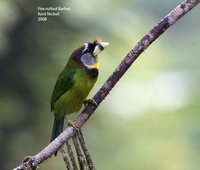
[88,63,99,69]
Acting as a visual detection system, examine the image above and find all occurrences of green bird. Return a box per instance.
[50,38,109,144]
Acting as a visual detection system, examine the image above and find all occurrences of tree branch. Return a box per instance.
[13,0,200,169]
[60,146,72,170]
[72,135,87,170]
[77,130,96,170]
[66,141,79,170]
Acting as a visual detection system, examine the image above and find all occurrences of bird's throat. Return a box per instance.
[86,68,99,78]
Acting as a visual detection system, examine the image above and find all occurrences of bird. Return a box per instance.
[50,38,109,146]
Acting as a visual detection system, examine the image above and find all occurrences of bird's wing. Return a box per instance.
[51,68,76,111]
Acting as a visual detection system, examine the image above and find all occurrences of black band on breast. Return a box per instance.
[87,68,99,78]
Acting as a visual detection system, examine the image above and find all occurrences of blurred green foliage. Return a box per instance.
[0,0,200,170]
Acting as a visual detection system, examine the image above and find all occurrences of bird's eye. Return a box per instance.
[81,53,95,66]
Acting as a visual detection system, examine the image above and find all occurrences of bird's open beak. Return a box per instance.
[93,41,110,56]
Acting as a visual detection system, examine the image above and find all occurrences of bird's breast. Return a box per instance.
[86,68,99,78]
[54,69,97,116]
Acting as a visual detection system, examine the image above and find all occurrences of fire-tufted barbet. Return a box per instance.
[50,38,109,146]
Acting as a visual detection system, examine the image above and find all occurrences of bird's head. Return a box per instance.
[70,38,109,69]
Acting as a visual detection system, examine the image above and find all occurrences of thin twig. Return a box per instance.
[60,146,72,170]
[77,130,96,170]
[13,0,200,169]
[72,135,88,170]
[66,141,78,170]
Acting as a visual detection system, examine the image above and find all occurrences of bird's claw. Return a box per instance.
[68,120,80,132]
[83,99,97,107]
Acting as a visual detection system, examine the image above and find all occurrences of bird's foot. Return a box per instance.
[68,120,80,132]
[83,98,97,107]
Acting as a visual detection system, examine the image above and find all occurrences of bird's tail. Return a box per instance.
[51,117,64,156]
